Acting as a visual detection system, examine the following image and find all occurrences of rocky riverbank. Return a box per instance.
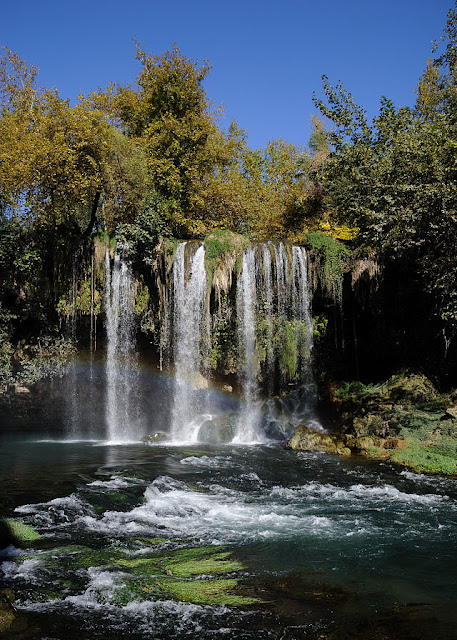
[287,373,457,475]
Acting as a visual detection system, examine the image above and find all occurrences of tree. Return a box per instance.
[311,10,457,333]
[105,43,229,236]
[0,47,147,237]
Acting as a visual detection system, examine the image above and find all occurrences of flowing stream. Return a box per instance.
[1,438,456,639]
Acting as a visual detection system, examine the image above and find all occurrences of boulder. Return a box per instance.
[286,426,351,456]
[198,414,236,443]
[263,418,295,442]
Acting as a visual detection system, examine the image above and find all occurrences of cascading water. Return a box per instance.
[65,253,80,438]
[234,247,261,443]
[274,242,289,317]
[261,243,274,391]
[233,242,316,441]
[291,246,313,370]
[162,239,316,444]
[170,242,210,442]
[105,247,141,442]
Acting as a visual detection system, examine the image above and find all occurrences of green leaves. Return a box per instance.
[312,22,457,333]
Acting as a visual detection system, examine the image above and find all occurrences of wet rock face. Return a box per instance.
[198,414,237,443]
[286,426,351,456]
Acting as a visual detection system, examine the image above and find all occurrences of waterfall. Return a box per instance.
[234,247,261,443]
[160,239,316,444]
[232,242,316,441]
[66,253,80,438]
[274,242,289,318]
[104,248,141,442]
[170,242,209,442]
[261,243,274,390]
[292,245,313,379]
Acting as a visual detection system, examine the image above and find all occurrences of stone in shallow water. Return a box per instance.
[142,432,168,443]
[286,426,351,456]
[263,418,295,442]
[198,413,236,443]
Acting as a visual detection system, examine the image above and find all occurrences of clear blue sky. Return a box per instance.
[2,0,452,149]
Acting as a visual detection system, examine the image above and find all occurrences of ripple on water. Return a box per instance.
[2,443,457,639]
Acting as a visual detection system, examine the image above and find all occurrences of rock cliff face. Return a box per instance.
[149,232,315,399]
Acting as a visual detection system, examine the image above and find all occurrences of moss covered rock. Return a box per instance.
[204,230,249,293]
[1,518,41,546]
[198,413,236,443]
[327,373,457,474]
[286,426,350,456]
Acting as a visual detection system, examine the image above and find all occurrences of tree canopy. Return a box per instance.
[2,4,457,383]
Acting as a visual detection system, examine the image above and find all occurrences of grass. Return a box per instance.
[391,437,457,475]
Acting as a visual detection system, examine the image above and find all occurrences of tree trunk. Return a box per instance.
[83,191,101,240]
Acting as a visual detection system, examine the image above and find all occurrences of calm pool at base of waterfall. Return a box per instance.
[1,438,456,640]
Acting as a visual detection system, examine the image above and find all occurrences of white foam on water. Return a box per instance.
[14,493,96,528]
[64,567,129,607]
[1,558,41,583]
[25,439,105,444]
[0,545,21,558]
[240,472,262,482]
[179,455,235,469]
[269,481,451,507]
[88,475,144,489]
[98,439,144,446]
[79,475,335,544]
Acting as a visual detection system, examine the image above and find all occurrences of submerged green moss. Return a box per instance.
[14,531,260,608]
[160,578,259,606]
[162,547,243,577]
[3,519,42,544]
[115,557,158,569]
[179,449,211,456]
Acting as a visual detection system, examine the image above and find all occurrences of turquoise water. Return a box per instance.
[1,438,457,639]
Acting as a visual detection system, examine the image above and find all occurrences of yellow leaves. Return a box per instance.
[316,220,359,241]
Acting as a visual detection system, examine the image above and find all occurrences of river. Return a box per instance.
[1,437,456,639]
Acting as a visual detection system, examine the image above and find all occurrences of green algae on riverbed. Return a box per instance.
[13,541,260,608]
[2,519,42,545]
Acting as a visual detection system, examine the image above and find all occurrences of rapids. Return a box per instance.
[1,438,457,639]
